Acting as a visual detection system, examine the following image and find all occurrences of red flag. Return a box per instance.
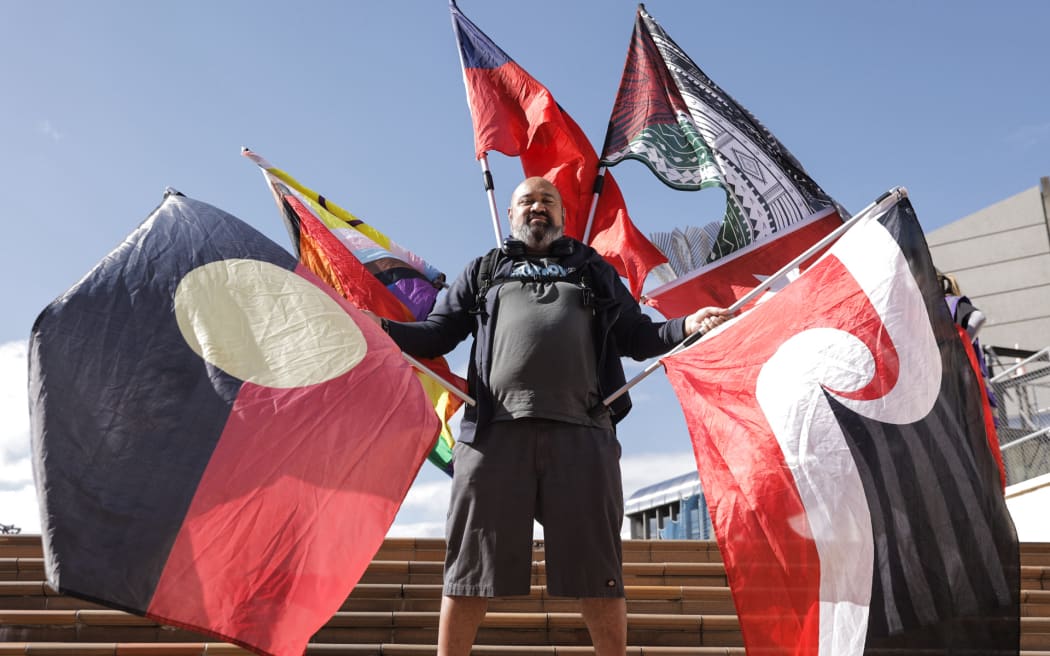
[450,1,665,297]
[30,192,441,656]
[662,196,1018,655]
[644,208,842,317]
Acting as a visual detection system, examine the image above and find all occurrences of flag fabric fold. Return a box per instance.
[29,191,441,656]
[662,194,1019,655]
[242,148,446,320]
[244,148,465,475]
[450,0,665,297]
[602,5,844,315]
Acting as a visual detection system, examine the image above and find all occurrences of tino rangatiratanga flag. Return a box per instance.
[662,193,1019,655]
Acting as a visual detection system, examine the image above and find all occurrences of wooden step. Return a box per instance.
[4,610,1050,650]
[5,646,1050,656]
[0,645,252,655]
[4,533,1049,655]
[338,584,740,615]
[7,535,1050,566]
[317,611,742,648]
[10,557,1048,592]
[8,581,1050,619]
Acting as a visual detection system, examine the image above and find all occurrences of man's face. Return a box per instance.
[508,177,565,252]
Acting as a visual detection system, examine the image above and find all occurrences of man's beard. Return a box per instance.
[513,217,564,252]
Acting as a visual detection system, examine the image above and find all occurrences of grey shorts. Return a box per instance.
[443,418,624,598]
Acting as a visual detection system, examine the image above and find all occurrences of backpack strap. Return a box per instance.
[470,247,504,317]
[470,248,597,316]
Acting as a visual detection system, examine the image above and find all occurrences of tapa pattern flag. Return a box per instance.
[29,191,440,656]
[602,6,843,315]
[450,0,665,298]
[244,148,464,475]
[662,195,1019,655]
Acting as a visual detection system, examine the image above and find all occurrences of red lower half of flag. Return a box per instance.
[145,345,438,656]
[645,211,841,318]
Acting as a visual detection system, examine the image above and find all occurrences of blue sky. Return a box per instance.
[2,1,1048,534]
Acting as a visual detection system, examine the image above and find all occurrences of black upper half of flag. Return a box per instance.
[604,5,836,214]
[28,191,298,612]
[828,199,1019,654]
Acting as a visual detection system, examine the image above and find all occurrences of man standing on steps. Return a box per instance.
[373,176,727,656]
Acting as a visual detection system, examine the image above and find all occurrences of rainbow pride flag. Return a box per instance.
[244,148,462,475]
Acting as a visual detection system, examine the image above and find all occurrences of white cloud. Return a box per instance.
[0,340,37,534]
[37,119,62,142]
[386,520,446,538]
[620,451,696,499]
[398,478,452,520]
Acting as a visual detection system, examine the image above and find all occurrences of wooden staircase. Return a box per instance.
[2,535,1049,655]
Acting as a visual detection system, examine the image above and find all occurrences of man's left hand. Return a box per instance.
[685,306,730,336]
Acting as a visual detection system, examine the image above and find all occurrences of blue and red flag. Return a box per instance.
[29,190,440,656]
[663,194,1019,655]
[450,0,666,298]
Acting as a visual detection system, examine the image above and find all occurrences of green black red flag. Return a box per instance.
[602,5,844,315]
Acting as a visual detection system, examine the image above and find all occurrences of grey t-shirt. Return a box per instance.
[488,258,609,427]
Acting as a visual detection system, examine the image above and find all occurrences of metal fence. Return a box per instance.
[986,346,1050,486]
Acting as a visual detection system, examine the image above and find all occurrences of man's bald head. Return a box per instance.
[508,177,566,253]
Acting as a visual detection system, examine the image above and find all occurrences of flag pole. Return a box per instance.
[450,1,503,247]
[480,154,504,246]
[601,186,908,408]
[403,353,476,407]
[582,166,607,244]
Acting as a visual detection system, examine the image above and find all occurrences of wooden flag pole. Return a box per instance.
[600,186,908,408]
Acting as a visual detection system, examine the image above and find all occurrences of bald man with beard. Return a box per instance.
[377,177,726,656]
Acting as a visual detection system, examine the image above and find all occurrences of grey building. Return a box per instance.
[927,177,1050,485]
[926,177,1050,354]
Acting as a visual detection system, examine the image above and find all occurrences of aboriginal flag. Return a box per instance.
[663,195,1019,655]
[450,0,665,297]
[28,190,440,656]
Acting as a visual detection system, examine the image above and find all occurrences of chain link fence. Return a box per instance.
[986,346,1050,486]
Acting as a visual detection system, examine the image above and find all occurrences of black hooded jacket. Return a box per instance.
[383,238,686,444]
